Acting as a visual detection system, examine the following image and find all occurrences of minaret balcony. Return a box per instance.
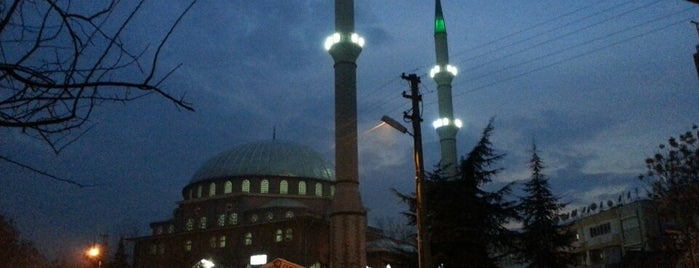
[432,117,462,129]
[429,64,458,78]
[324,32,365,51]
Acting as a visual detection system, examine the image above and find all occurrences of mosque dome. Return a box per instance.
[190,140,334,183]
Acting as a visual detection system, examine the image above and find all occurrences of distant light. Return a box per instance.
[86,246,100,258]
[432,118,462,129]
[250,254,268,265]
[429,64,458,78]
[198,259,215,268]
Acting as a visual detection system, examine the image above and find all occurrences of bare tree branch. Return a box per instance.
[0,0,197,152]
[0,154,96,188]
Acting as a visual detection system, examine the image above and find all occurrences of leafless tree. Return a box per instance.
[0,0,196,153]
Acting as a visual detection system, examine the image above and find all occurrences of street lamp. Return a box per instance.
[381,115,431,268]
[85,245,102,268]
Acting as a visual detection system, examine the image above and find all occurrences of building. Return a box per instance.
[132,140,390,268]
[567,199,671,267]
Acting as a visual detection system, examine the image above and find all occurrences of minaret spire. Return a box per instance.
[324,1,367,267]
[431,0,461,178]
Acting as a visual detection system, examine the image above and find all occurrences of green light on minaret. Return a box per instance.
[435,0,446,33]
[435,18,446,33]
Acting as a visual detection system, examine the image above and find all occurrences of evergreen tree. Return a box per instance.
[0,213,47,267]
[110,236,130,268]
[426,119,519,267]
[517,144,575,268]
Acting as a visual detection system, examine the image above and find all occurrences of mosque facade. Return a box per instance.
[131,140,400,268]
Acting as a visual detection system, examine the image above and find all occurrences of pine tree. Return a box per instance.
[426,119,519,267]
[518,144,575,268]
[109,236,130,268]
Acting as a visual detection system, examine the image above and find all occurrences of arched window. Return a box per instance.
[331,185,335,197]
[260,179,269,194]
[188,189,193,199]
[228,212,238,225]
[197,185,203,198]
[224,181,233,194]
[209,237,217,248]
[298,181,306,195]
[184,240,192,251]
[199,217,207,229]
[209,182,216,197]
[218,214,226,227]
[244,232,252,246]
[242,180,250,193]
[280,180,288,194]
[275,229,283,242]
[185,218,194,231]
[219,235,227,248]
[285,228,293,241]
[315,183,323,197]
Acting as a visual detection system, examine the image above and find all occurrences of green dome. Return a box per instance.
[190,140,334,183]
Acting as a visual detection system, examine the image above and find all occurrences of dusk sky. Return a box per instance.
[2,0,698,261]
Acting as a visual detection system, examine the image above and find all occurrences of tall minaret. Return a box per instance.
[324,0,367,267]
[430,0,461,178]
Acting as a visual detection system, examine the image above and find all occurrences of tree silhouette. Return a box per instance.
[640,124,699,267]
[398,119,518,267]
[0,213,48,267]
[517,143,575,268]
[0,0,196,152]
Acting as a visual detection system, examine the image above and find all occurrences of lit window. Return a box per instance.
[280,180,288,194]
[266,212,274,220]
[299,181,306,195]
[197,185,203,198]
[185,218,194,231]
[261,179,269,194]
[224,181,233,194]
[185,240,192,251]
[242,180,250,193]
[229,213,238,225]
[331,185,335,197]
[245,232,252,245]
[200,217,207,229]
[218,214,226,227]
[251,214,258,223]
[285,228,293,241]
[209,183,216,197]
[219,235,226,248]
[285,211,294,218]
[315,183,323,197]
[168,224,174,234]
[210,237,217,248]
[275,229,283,242]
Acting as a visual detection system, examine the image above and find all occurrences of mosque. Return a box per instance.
[131,140,401,267]
[132,0,456,267]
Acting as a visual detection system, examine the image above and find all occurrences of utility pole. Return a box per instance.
[401,73,432,268]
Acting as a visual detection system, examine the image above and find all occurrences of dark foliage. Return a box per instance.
[109,236,130,268]
[640,124,699,267]
[517,143,575,268]
[397,119,519,267]
[0,214,47,267]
